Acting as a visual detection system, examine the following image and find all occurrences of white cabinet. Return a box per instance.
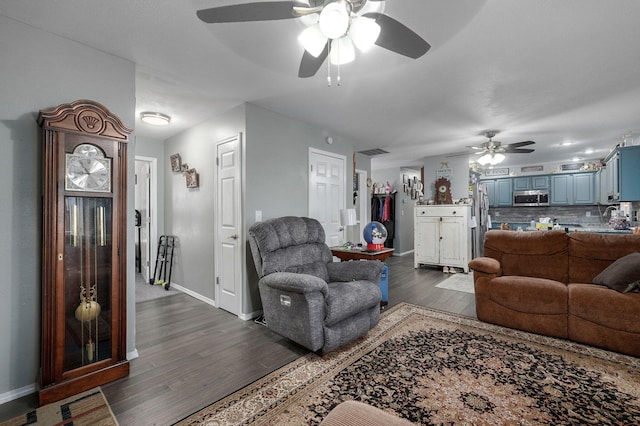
[414,205,472,272]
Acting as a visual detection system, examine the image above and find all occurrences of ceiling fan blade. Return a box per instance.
[292,5,323,16]
[504,148,535,153]
[298,43,329,78]
[197,1,299,23]
[506,140,535,148]
[361,12,431,59]
[466,146,484,150]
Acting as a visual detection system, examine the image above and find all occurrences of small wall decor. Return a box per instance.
[435,177,453,204]
[521,165,543,173]
[185,168,199,188]
[181,163,189,172]
[170,153,182,172]
[484,167,509,176]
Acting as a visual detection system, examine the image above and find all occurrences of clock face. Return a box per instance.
[65,144,111,192]
[439,185,447,193]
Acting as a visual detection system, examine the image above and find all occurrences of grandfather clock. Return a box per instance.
[38,100,131,405]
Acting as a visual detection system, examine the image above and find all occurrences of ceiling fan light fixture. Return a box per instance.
[319,1,351,39]
[299,23,327,57]
[477,152,505,166]
[329,36,355,65]
[140,111,171,126]
[348,16,380,52]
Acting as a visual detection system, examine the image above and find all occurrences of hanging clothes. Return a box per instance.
[381,196,392,222]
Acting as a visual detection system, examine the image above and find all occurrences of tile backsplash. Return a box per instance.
[489,203,640,229]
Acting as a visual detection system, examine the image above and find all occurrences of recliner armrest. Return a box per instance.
[327,260,385,283]
[260,272,328,295]
[468,257,501,276]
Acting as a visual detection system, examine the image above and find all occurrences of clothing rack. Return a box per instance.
[370,193,396,248]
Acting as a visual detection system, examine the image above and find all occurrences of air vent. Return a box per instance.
[358,148,389,156]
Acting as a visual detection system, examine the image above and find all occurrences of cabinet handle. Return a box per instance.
[453,211,456,215]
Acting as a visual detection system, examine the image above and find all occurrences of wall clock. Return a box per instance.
[38,100,131,406]
[435,177,453,204]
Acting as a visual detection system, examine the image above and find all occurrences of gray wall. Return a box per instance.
[161,103,370,318]
[163,105,247,302]
[0,16,136,398]
[423,155,470,201]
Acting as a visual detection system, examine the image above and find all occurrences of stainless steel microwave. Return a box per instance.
[513,190,550,206]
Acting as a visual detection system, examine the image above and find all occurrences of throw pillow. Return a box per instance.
[592,252,640,293]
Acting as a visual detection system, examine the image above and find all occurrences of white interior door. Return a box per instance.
[135,156,157,284]
[215,134,243,316]
[308,148,346,247]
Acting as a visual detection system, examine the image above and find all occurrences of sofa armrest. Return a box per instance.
[327,260,385,283]
[260,272,328,295]
[468,257,501,276]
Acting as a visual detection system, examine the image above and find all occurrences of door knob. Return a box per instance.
[228,234,238,240]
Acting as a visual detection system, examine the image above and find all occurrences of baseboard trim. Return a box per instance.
[393,249,414,257]
[0,382,37,404]
[127,348,139,361]
[171,283,217,308]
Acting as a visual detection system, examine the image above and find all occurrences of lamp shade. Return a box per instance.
[299,23,327,57]
[340,208,357,226]
[329,36,355,65]
[348,17,381,52]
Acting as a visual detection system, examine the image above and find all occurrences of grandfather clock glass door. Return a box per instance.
[39,100,130,406]
[64,195,113,370]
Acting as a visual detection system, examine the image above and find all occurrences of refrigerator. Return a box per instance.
[470,178,490,258]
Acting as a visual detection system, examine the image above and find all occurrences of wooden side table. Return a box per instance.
[330,247,395,262]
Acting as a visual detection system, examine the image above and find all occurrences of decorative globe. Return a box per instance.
[363,221,388,251]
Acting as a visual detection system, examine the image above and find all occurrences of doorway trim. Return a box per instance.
[134,155,158,284]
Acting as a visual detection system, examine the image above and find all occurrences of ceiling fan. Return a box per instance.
[468,131,535,165]
[196,0,431,78]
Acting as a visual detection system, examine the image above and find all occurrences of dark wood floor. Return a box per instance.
[0,253,475,425]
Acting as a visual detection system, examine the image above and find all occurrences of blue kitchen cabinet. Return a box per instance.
[573,173,595,204]
[483,179,512,206]
[532,176,550,190]
[551,174,573,205]
[513,175,549,191]
[618,146,640,201]
[551,172,595,205]
[495,178,513,206]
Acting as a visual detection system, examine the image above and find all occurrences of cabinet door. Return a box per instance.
[573,173,594,204]
[531,176,550,190]
[415,217,439,265]
[496,179,513,206]
[551,175,573,205]
[513,177,530,191]
[484,180,496,207]
[619,147,640,201]
[439,218,463,266]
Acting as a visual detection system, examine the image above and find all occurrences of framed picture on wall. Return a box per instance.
[170,153,182,172]
[185,169,199,188]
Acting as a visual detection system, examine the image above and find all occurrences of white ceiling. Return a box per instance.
[3,0,640,169]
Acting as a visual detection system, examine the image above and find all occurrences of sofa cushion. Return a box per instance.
[592,252,640,293]
[569,283,640,333]
[286,261,329,282]
[487,276,568,315]
[483,230,569,283]
[568,233,640,283]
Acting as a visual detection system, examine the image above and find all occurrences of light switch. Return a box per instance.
[255,210,262,222]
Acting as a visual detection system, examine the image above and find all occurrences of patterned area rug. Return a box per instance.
[175,303,640,425]
[435,273,475,293]
[2,387,117,426]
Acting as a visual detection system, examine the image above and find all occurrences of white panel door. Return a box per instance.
[440,218,463,265]
[215,135,242,316]
[415,216,439,267]
[309,149,346,247]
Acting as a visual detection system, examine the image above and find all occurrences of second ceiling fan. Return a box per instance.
[196,0,431,78]
[468,131,536,165]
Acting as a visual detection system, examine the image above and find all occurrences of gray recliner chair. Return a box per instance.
[248,216,384,353]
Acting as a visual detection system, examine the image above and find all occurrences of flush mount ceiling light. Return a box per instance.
[140,112,171,126]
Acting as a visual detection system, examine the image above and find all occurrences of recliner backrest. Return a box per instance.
[248,216,333,279]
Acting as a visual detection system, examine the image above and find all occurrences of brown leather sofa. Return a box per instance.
[468,230,640,358]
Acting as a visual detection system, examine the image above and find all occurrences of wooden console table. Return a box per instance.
[330,247,395,262]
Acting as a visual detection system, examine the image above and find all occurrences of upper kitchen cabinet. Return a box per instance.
[513,176,549,191]
[601,145,640,202]
[485,178,513,207]
[550,172,595,205]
